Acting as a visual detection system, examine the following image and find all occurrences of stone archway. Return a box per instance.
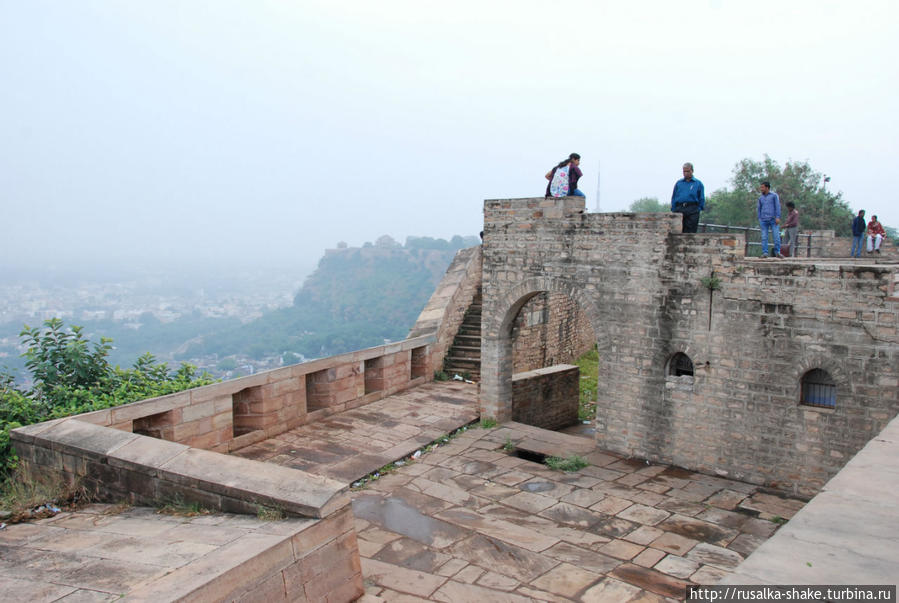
[479,275,609,422]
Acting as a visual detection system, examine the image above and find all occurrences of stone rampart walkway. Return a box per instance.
[348,422,803,601]
[233,381,480,484]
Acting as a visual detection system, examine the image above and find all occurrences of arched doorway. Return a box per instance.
[480,277,605,428]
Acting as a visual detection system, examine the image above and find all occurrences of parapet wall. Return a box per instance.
[480,197,899,496]
[9,336,440,601]
[65,335,436,453]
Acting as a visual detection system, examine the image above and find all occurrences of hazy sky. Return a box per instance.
[3,0,897,271]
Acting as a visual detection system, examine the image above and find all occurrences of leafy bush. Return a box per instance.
[1,319,215,475]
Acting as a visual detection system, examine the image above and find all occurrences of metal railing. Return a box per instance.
[698,222,823,257]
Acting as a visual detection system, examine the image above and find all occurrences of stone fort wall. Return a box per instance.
[511,291,595,373]
[479,197,899,497]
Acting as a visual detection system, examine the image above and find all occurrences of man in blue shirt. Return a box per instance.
[671,162,705,233]
[757,181,783,258]
[850,209,866,257]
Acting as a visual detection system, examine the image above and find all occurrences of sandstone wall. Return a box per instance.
[480,198,899,496]
[511,292,595,373]
[408,246,482,372]
[62,335,435,454]
[512,364,579,431]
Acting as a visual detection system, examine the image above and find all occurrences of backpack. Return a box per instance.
[549,165,570,198]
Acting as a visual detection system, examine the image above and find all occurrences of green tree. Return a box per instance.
[1,320,215,474]
[628,197,668,213]
[703,156,854,234]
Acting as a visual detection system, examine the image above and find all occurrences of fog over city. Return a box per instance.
[2,0,898,277]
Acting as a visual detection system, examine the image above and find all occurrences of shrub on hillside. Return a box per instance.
[1,319,215,475]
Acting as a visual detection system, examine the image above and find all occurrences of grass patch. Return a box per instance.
[479,418,497,429]
[156,496,213,517]
[351,421,478,489]
[502,437,514,452]
[0,469,89,522]
[576,345,598,422]
[257,505,285,521]
[545,455,589,473]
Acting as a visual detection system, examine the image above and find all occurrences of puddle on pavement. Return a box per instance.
[353,494,467,547]
[520,481,555,493]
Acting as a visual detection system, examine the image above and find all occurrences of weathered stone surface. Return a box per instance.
[542,542,622,574]
[447,534,559,583]
[686,542,744,569]
[653,554,700,579]
[611,563,689,599]
[656,515,738,547]
[531,562,602,598]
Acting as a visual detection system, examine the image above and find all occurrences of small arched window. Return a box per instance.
[801,369,836,408]
[668,353,694,377]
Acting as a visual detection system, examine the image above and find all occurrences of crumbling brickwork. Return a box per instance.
[480,197,899,496]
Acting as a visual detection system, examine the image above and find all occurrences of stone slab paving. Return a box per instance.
[0,503,315,601]
[721,414,899,586]
[349,424,803,602]
[233,381,480,483]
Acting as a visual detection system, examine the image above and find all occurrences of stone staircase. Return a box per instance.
[443,287,482,380]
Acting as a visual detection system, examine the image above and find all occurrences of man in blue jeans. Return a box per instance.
[850,209,866,257]
[757,181,783,258]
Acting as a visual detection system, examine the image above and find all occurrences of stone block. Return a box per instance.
[36,420,138,461]
[157,448,349,518]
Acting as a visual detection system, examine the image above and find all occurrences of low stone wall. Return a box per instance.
[13,419,349,518]
[12,418,362,601]
[798,230,897,258]
[9,337,439,602]
[130,506,361,601]
[66,334,435,454]
[512,364,579,431]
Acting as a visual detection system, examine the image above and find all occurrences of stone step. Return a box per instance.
[444,357,481,370]
[449,346,481,359]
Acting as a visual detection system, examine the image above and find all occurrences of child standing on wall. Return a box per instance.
[545,153,585,198]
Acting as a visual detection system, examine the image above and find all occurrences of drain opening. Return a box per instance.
[513,449,547,463]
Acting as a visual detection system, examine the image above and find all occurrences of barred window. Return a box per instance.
[801,369,836,408]
[668,353,694,377]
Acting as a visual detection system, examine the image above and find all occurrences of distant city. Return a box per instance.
[0,264,312,382]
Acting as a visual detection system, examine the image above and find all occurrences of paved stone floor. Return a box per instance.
[233,381,480,483]
[350,419,805,602]
[0,381,810,601]
[0,503,314,601]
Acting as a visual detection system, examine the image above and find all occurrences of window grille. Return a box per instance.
[801,369,836,408]
[669,353,694,377]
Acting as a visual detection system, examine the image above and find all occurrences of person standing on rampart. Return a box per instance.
[866,214,886,254]
[783,201,799,257]
[851,210,866,257]
[670,162,704,233]
[757,181,783,258]
[545,153,585,198]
